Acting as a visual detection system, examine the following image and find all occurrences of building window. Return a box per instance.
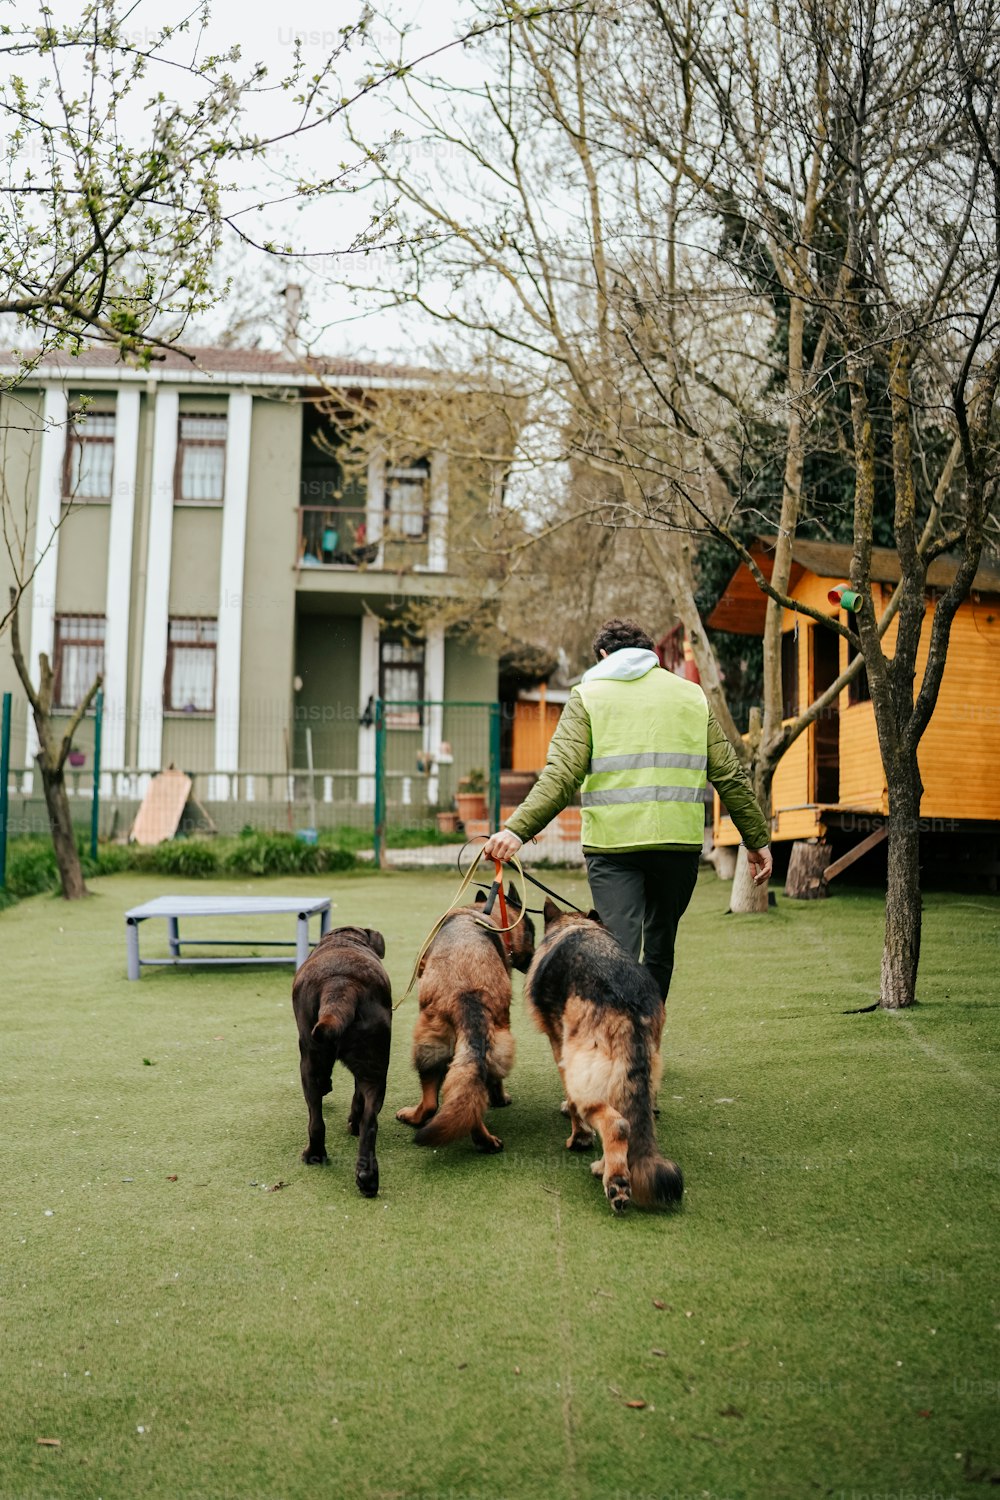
[781,630,798,719]
[385,461,429,539]
[53,615,106,709]
[379,632,425,728]
[165,618,218,712]
[175,414,227,504]
[64,412,116,501]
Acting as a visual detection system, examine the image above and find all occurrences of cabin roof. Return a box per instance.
[707,536,1000,635]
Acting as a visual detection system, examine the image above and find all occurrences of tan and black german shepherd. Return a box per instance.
[525,902,683,1214]
[396,886,535,1153]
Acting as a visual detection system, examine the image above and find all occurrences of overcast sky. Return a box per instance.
[23,0,479,361]
[189,0,476,360]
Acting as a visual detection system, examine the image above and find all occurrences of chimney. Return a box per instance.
[281,283,303,357]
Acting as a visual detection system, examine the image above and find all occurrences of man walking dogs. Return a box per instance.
[483,619,772,1002]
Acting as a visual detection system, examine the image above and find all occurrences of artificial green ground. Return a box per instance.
[2,869,998,1500]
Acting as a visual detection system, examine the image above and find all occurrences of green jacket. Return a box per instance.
[506,688,770,853]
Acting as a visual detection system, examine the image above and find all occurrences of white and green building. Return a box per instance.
[0,347,500,832]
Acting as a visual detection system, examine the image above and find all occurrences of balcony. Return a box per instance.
[299,503,450,570]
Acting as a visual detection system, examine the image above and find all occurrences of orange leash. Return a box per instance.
[494,859,511,953]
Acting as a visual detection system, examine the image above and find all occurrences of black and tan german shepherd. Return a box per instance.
[525,902,683,1215]
[396,886,535,1153]
[292,926,391,1198]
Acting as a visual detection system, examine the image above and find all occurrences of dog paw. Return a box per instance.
[566,1129,594,1152]
[396,1105,432,1128]
[488,1089,513,1108]
[302,1148,328,1165]
[473,1132,504,1154]
[355,1165,379,1198]
[606,1174,631,1215]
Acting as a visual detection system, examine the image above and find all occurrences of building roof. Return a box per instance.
[1,344,431,389]
[708,536,1000,635]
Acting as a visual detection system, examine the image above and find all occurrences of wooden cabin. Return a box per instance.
[708,539,1000,850]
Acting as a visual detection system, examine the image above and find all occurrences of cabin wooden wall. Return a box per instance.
[714,573,1000,843]
[511,699,564,772]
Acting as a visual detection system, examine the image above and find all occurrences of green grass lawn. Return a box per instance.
[2,868,998,1500]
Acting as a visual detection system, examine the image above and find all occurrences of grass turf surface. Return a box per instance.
[1,869,998,1500]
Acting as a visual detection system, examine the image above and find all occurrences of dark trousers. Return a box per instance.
[585,849,701,1001]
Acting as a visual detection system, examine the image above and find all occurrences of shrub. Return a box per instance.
[147,840,220,877]
[223,832,359,877]
[4,839,60,898]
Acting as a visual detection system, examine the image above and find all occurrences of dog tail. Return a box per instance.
[414,992,490,1146]
[310,980,359,1048]
[623,1029,684,1209]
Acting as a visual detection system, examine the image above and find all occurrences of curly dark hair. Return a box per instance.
[592,617,656,659]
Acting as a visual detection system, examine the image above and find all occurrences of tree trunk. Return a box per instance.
[880,756,922,1008]
[729,845,769,913]
[39,756,89,900]
[729,708,771,914]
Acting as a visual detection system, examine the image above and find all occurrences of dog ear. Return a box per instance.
[506,882,522,909]
[587,909,603,924]
[474,889,487,904]
[365,928,386,958]
[543,898,561,926]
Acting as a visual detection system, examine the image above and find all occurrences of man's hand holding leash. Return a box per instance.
[483,829,523,864]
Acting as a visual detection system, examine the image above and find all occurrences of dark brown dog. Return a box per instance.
[396,886,534,1153]
[525,902,683,1214]
[292,926,391,1197]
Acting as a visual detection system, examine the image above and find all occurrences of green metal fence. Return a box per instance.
[373,699,501,868]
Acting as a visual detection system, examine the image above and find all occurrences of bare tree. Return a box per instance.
[9,589,101,899]
[620,0,1000,987]
[345,0,998,1008]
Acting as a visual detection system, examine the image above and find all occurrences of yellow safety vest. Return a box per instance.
[576,668,709,849]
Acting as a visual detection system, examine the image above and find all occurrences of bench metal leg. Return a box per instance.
[320,905,332,937]
[167,917,181,958]
[296,913,310,970]
[126,919,141,981]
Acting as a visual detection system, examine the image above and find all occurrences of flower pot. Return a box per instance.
[436,810,460,834]
[455,792,488,826]
[463,818,490,840]
[68,751,87,768]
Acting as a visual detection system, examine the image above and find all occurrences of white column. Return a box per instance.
[211,392,252,798]
[137,389,179,772]
[24,386,69,776]
[357,613,380,803]
[366,450,385,564]
[424,625,445,804]
[426,452,448,572]
[101,387,141,773]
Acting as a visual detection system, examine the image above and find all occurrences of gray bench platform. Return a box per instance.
[124,895,332,980]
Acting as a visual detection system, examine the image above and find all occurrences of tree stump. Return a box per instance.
[705,844,737,880]
[784,840,832,900]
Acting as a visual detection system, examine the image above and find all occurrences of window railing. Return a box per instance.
[297,505,437,572]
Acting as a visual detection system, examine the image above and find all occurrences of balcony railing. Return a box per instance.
[297,505,437,572]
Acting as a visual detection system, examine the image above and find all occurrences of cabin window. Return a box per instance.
[164,617,218,712]
[175,415,227,504]
[781,631,798,718]
[64,412,116,501]
[53,615,106,709]
[379,632,425,728]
